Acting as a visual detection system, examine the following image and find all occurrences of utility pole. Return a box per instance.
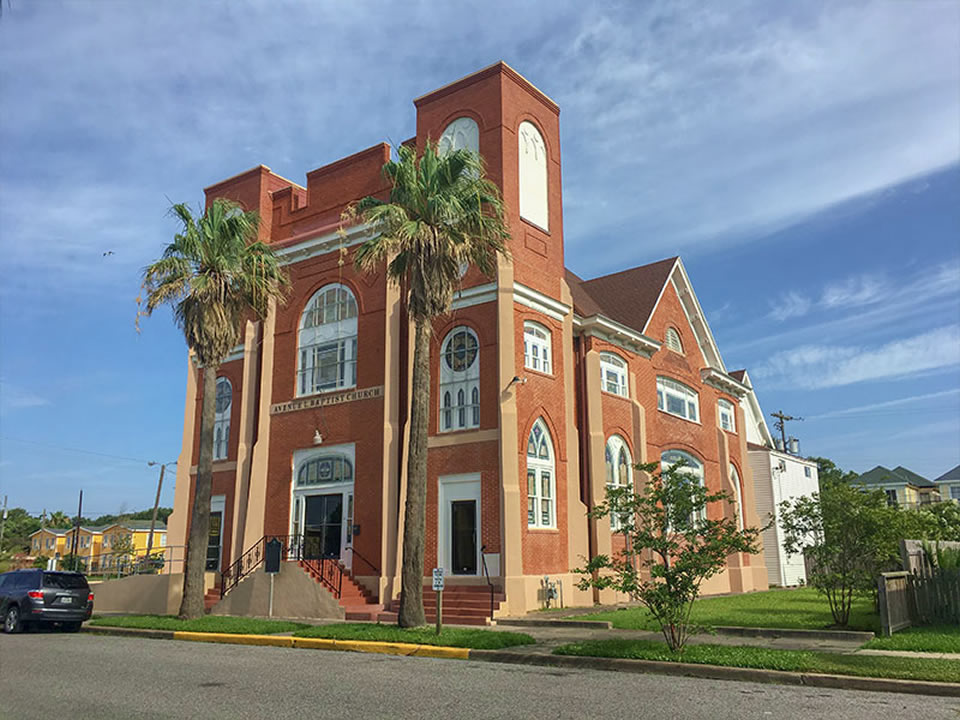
[770,411,803,452]
[0,495,8,551]
[70,490,83,562]
[145,461,173,566]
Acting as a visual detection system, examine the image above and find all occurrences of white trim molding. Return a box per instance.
[701,368,750,398]
[274,222,375,266]
[574,314,661,357]
[513,283,570,322]
[451,282,498,310]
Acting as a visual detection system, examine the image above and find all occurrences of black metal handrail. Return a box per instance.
[221,534,349,600]
[480,544,495,620]
[346,546,380,576]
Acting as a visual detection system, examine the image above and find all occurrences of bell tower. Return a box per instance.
[414,62,565,302]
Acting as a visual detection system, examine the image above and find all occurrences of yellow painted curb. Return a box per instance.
[172,632,294,648]
[291,636,470,659]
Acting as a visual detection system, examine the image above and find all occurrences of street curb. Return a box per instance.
[496,618,613,630]
[82,625,469,659]
[711,626,875,643]
[467,650,960,698]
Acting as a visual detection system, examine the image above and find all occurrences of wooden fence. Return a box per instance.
[878,567,960,636]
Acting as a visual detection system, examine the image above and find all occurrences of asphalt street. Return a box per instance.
[0,633,957,719]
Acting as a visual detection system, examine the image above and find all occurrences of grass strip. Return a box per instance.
[864,625,960,654]
[88,614,310,635]
[292,622,535,649]
[553,638,960,683]
[580,588,879,632]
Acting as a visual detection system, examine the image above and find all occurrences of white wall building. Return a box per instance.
[733,370,820,587]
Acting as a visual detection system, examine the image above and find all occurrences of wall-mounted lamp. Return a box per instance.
[312,429,324,446]
[510,376,527,386]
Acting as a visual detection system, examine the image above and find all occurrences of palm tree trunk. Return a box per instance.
[179,365,217,619]
[398,318,431,627]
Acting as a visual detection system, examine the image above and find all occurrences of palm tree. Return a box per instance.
[47,511,70,529]
[139,198,288,619]
[350,142,510,626]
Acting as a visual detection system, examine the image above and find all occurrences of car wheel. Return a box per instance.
[3,606,21,634]
[62,621,82,633]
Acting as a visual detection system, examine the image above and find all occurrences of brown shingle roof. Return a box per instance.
[729,369,747,382]
[565,257,678,335]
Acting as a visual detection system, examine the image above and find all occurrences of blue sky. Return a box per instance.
[1,1,958,518]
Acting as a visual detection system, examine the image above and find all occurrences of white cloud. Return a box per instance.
[806,389,960,420]
[768,292,813,322]
[755,325,960,389]
[0,381,51,412]
[821,274,887,310]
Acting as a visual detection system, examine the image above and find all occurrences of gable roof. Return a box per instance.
[565,257,678,337]
[103,520,167,533]
[857,465,935,488]
[933,464,960,484]
[729,369,747,383]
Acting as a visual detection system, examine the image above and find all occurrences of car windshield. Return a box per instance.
[42,573,88,590]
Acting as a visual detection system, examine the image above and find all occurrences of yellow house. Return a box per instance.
[99,521,167,570]
[29,528,69,557]
[60,526,105,571]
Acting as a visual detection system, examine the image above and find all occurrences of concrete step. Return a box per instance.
[376,611,490,626]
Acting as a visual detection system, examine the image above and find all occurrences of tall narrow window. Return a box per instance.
[214,377,232,460]
[298,284,358,396]
[599,352,628,397]
[657,377,699,422]
[518,121,548,231]
[730,463,744,530]
[718,399,736,433]
[605,435,633,531]
[439,327,480,432]
[661,450,706,529]
[527,419,555,528]
[523,321,552,374]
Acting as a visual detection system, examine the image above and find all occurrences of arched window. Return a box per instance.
[718,399,736,433]
[730,463,744,530]
[605,435,633,531]
[296,455,354,487]
[600,352,628,397]
[438,117,479,155]
[657,376,699,422]
[661,449,706,528]
[526,419,555,528]
[665,327,683,353]
[298,284,358,395]
[518,121,548,231]
[439,327,480,432]
[214,377,232,460]
[523,321,552,374]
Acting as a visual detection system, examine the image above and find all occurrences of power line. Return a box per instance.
[0,436,159,465]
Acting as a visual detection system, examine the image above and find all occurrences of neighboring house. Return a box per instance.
[855,465,940,507]
[29,528,69,557]
[735,370,820,587]
[932,465,960,504]
[61,526,106,571]
[99,521,167,569]
[167,61,769,619]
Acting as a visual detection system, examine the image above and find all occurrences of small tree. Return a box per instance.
[576,460,763,652]
[110,534,136,575]
[778,478,895,627]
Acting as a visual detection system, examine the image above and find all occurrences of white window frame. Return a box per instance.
[661,449,706,528]
[523,321,552,375]
[526,419,556,529]
[657,376,699,423]
[297,284,358,396]
[950,485,960,501]
[718,398,736,433]
[885,489,899,507]
[439,326,480,432]
[730,463,744,530]
[600,352,628,397]
[665,327,683,353]
[605,435,633,531]
[804,466,812,478]
[214,376,232,461]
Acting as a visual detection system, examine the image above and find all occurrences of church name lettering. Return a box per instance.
[270,385,384,415]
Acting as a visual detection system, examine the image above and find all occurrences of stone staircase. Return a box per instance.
[377,584,504,626]
[296,560,383,620]
[204,588,221,612]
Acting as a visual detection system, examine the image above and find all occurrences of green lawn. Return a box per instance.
[88,614,310,635]
[581,588,879,632]
[554,638,960,684]
[292,623,536,649]
[865,625,960,654]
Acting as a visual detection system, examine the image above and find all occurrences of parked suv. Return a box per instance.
[0,569,93,633]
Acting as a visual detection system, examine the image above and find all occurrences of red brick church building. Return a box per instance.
[167,62,768,620]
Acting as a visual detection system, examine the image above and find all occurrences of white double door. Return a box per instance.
[293,484,353,570]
